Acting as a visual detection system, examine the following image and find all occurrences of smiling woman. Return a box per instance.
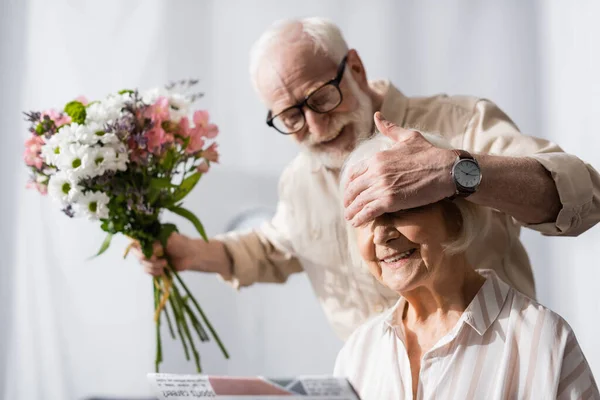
[334,133,599,399]
[341,132,489,280]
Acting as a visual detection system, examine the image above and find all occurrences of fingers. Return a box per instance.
[349,198,387,227]
[343,161,370,207]
[374,112,416,143]
[344,175,377,220]
[141,259,168,277]
[128,239,168,276]
[153,241,164,258]
[374,111,397,131]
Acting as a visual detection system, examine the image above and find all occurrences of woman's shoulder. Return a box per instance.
[504,281,576,340]
[342,300,402,351]
[335,305,397,375]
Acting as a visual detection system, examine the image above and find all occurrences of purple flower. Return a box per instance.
[62,205,75,218]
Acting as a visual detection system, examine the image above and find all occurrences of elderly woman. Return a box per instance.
[334,131,599,399]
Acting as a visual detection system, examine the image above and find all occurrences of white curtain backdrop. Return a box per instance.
[1,0,598,399]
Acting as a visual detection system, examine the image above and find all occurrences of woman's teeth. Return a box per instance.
[382,249,416,263]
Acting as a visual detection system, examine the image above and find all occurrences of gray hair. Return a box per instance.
[249,17,349,100]
[339,132,490,268]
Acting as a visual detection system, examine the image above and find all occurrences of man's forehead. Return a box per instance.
[256,43,338,107]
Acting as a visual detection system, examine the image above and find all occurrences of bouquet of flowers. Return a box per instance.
[23,80,228,372]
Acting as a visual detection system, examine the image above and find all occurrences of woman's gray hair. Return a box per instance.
[340,132,490,267]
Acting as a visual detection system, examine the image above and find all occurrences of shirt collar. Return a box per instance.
[382,270,511,336]
[382,296,406,334]
[462,269,511,335]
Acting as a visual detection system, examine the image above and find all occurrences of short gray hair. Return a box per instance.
[249,17,349,99]
[339,132,490,268]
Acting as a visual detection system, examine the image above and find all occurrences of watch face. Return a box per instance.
[454,159,481,188]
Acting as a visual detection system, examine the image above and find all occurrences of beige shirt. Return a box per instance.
[333,270,600,400]
[217,80,600,340]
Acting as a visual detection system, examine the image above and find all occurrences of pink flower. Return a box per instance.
[187,128,205,154]
[193,110,219,139]
[196,161,210,173]
[42,109,71,127]
[178,116,205,154]
[178,117,192,138]
[26,181,48,195]
[203,143,219,163]
[24,135,45,169]
[145,127,173,154]
[144,97,170,123]
[74,95,89,106]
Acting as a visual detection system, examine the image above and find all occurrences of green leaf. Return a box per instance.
[172,172,202,204]
[118,89,134,95]
[64,101,87,124]
[158,223,179,248]
[150,177,175,190]
[168,206,208,241]
[90,233,113,259]
[142,240,154,259]
[161,150,177,171]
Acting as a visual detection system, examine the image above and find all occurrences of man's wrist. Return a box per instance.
[216,240,234,280]
[441,148,459,198]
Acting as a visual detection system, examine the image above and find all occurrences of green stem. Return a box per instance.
[162,291,176,340]
[169,296,190,360]
[181,296,209,341]
[171,269,229,359]
[169,278,201,372]
[153,279,162,372]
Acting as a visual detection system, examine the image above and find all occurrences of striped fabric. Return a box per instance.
[334,270,599,400]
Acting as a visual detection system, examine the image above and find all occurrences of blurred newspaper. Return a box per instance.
[147,373,362,400]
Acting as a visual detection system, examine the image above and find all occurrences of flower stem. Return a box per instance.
[171,269,229,359]
[173,285,201,372]
[159,278,176,339]
[181,297,209,341]
[153,278,163,372]
[169,295,190,360]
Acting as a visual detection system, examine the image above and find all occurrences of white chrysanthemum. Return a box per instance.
[81,144,128,175]
[41,137,61,166]
[41,125,78,165]
[86,93,132,125]
[72,191,110,220]
[142,88,191,123]
[74,121,120,145]
[112,144,129,171]
[141,87,169,104]
[55,143,99,181]
[167,93,191,123]
[47,171,81,204]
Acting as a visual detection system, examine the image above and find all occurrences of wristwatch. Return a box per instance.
[449,150,482,199]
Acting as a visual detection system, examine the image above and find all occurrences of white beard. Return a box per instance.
[299,74,374,169]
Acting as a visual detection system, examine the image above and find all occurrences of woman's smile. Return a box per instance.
[379,248,418,269]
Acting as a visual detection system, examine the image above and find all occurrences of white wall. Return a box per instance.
[1,1,599,399]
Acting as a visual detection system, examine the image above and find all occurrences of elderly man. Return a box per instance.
[136,17,600,340]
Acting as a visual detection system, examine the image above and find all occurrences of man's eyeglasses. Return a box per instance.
[266,55,348,135]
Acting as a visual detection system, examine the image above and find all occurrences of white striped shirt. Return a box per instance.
[333,270,599,400]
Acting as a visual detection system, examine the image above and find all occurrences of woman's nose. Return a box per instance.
[372,222,400,245]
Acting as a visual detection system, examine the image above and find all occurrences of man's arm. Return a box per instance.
[463,99,600,236]
[344,108,600,237]
[467,154,561,225]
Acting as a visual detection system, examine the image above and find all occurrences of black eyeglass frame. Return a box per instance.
[266,54,349,135]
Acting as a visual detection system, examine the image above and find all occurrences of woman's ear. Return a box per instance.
[441,199,463,239]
